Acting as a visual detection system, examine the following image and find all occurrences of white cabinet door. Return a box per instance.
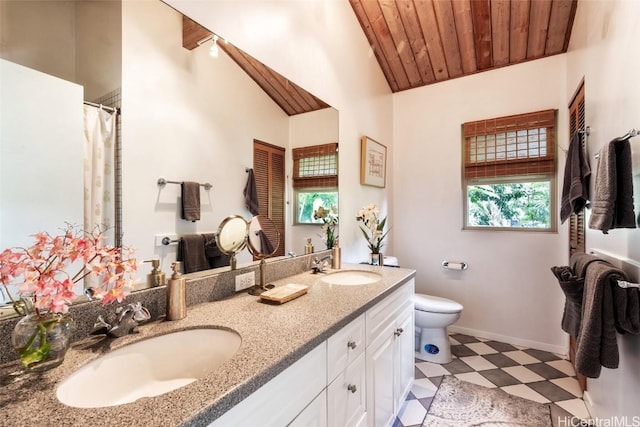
[366,330,395,427]
[394,305,415,412]
[327,314,365,384]
[289,390,327,427]
[328,351,366,427]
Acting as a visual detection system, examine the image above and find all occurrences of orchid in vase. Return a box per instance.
[356,204,389,255]
[313,206,339,249]
[0,224,138,371]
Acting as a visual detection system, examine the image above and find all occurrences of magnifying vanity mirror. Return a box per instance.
[216,215,249,270]
[247,215,281,295]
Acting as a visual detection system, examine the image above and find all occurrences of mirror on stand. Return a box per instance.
[247,215,281,295]
[216,215,249,270]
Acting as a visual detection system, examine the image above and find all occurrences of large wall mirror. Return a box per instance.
[0,0,338,307]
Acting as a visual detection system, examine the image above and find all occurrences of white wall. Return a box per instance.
[393,55,570,353]
[0,0,120,100]
[163,0,394,264]
[121,0,290,270]
[288,107,339,255]
[0,59,84,299]
[566,0,640,419]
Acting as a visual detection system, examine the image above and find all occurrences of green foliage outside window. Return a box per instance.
[296,190,338,224]
[467,181,551,228]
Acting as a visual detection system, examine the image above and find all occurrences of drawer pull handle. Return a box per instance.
[347,384,357,393]
[347,341,357,350]
[394,328,404,337]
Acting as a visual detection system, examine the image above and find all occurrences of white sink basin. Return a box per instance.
[319,270,382,286]
[56,328,241,408]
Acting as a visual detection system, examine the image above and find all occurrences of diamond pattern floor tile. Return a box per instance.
[397,333,590,426]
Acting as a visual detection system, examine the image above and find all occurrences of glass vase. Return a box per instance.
[11,303,74,372]
[371,252,383,266]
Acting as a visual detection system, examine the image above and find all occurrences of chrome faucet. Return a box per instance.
[311,254,333,274]
[92,302,151,338]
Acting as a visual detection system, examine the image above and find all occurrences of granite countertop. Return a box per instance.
[0,263,415,427]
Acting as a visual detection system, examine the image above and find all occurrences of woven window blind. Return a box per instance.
[292,142,338,188]
[463,109,557,179]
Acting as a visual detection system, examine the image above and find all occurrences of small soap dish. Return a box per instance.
[260,283,309,304]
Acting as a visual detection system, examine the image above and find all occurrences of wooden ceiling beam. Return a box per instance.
[491,0,511,67]
[432,0,463,78]
[527,0,552,58]
[470,0,493,70]
[414,0,450,81]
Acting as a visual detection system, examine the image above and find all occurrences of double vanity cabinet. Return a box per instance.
[0,264,415,427]
[210,278,415,427]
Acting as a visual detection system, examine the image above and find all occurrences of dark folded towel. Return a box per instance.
[177,234,209,273]
[550,266,584,338]
[181,181,201,222]
[203,233,230,268]
[560,132,590,223]
[575,260,626,378]
[611,278,640,335]
[243,169,259,216]
[588,138,636,233]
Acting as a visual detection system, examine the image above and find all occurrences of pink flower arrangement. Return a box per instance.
[0,224,138,316]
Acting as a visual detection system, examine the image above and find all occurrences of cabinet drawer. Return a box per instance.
[288,390,327,427]
[327,314,365,383]
[366,280,414,345]
[328,351,367,427]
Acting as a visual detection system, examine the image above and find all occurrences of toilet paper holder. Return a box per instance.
[442,261,468,271]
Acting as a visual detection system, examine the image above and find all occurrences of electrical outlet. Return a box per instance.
[235,272,255,291]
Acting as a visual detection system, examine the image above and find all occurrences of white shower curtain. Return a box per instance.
[83,105,116,247]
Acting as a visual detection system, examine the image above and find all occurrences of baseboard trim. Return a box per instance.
[449,325,569,357]
[582,390,595,419]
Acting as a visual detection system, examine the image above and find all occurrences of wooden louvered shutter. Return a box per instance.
[568,83,586,258]
[253,139,285,257]
[567,81,587,393]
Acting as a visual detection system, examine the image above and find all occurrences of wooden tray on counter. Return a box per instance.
[260,283,309,304]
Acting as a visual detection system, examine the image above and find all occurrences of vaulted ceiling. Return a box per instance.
[182,0,578,111]
[349,0,578,92]
[183,16,330,116]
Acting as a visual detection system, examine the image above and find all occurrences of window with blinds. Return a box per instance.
[462,109,557,231]
[292,143,338,224]
[292,143,338,188]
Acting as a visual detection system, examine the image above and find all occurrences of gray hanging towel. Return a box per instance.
[560,132,590,223]
[177,235,209,273]
[243,168,259,216]
[181,181,201,222]
[589,137,636,233]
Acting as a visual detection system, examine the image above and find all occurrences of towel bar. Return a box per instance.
[617,280,640,289]
[157,178,212,190]
[162,237,179,246]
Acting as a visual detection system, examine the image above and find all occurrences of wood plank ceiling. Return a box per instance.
[183,16,330,116]
[349,0,578,92]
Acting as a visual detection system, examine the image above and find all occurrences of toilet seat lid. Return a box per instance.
[414,294,463,313]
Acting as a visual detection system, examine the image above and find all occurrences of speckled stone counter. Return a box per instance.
[0,264,415,427]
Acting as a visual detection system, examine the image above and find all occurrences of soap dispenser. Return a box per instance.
[304,237,314,254]
[166,261,186,321]
[331,238,341,269]
[144,259,165,288]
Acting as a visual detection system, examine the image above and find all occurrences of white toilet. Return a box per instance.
[414,293,463,364]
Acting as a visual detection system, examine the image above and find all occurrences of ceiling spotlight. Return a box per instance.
[209,35,219,58]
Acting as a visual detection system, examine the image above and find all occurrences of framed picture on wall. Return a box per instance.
[360,136,387,188]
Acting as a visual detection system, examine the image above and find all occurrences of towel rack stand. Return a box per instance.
[157,178,212,190]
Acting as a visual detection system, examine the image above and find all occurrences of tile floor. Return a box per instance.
[393,333,590,427]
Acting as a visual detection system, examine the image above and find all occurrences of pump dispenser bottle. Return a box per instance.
[304,237,314,254]
[144,259,165,288]
[166,261,186,320]
[331,238,341,269]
